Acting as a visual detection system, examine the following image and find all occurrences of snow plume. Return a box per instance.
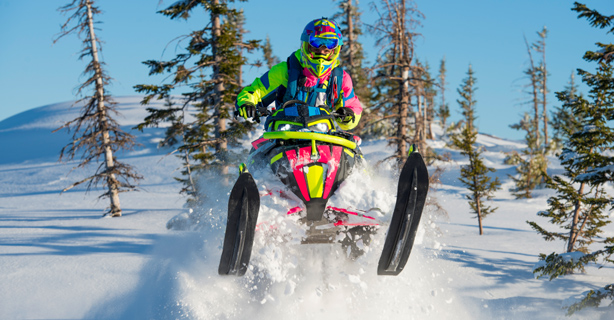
[88,163,474,319]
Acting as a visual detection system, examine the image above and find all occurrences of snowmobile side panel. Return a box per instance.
[285,149,311,201]
[323,146,343,199]
[219,172,260,276]
[377,151,429,276]
[268,143,354,222]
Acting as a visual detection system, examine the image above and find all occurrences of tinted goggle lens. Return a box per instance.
[309,36,339,50]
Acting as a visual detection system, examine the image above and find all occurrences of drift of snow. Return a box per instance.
[1,97,613,319]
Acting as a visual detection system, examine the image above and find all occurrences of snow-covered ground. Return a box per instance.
[0,98,612,319]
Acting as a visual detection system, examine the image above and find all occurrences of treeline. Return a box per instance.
[54,0,613,314]
[54,0,455,214]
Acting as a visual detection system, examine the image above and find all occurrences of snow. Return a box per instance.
[1,97,613,319]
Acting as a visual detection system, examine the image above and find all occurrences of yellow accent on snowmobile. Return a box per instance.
[344,148,354,158]
[311,139,318,159]
[270,153,283,164]
[263,131,357,150]
[306,165,325,198]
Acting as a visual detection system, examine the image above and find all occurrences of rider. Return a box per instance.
[235,18,362,131]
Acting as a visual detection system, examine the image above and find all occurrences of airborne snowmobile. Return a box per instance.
[219,100,429,277]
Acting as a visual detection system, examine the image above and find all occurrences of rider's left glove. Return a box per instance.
[239,103,257,120]
[336,107,355,124]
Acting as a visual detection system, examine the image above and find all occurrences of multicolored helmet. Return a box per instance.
[300,18,343,78]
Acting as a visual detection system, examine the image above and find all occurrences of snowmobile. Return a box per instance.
[219,100,429,277]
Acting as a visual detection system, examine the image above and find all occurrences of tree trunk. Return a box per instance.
[567,182,586,252]
[398,66,410,163]
[415,94,426,153]
[439,58,447,130]
[476,195,483,235]
[86,0,121,217]
[422,95,428,140]
[211,1,228,183]
[542,63,548,152]
[346,0,354,69]
[426,97,433,140]
[532,86,540,145]
[526,156,534,199]
[525,37,540,146]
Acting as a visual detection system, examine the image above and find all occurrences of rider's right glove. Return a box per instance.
[336,107,356,124]
[238,102,257,120]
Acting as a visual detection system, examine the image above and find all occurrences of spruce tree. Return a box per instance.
[451,65,501,235]
[369,0,424,165]
[228,9,248,87]
[437,57,450,132]
[333,0,373,135]
[367,50,398,139]
[507,33,549,198]
[54,0,141,217]
[534,27,550,151]
[525,34,541,148]
[134,0,259,204]
[422,60,436,140]
[507,112,548,198]
[550,71,582,150]
[411,59,436,155]
[262,35,280,69]
[530,2,614,314]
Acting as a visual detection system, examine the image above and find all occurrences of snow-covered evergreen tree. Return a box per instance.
[54,0,141,217]
[451,65,501,235]
[531,2,614,314]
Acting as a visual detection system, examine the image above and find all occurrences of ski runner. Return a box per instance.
[235,17,362,131]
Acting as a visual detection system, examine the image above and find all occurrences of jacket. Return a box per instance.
[236,50,362,131]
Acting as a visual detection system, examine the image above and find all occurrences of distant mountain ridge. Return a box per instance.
[0,96,167,165]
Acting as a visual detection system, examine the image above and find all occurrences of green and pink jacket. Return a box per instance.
[236,50,362,131]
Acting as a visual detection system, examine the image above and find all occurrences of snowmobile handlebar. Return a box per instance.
[233,100,347,123]
[233,105,271,123]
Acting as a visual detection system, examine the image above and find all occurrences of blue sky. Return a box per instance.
[0,0,611,139]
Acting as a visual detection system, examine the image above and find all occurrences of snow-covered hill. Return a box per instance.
[0,98,612,319]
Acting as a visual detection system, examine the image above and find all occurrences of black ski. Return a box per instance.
[377,148,429,276]
[218,172,260,276]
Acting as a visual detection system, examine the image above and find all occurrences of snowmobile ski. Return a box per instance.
[377,147,429,276]
[218,172,260,276]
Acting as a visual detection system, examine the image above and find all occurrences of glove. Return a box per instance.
[239,103,257,120]
[336,107,355,124]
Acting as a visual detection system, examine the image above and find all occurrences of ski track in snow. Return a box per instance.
[1,98,613,320]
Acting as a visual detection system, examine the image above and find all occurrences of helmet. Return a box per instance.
[300,18,343,78]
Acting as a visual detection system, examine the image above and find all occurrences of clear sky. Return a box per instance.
[0,0,612,139]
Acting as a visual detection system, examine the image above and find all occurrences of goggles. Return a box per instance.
[309,35,339,50]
